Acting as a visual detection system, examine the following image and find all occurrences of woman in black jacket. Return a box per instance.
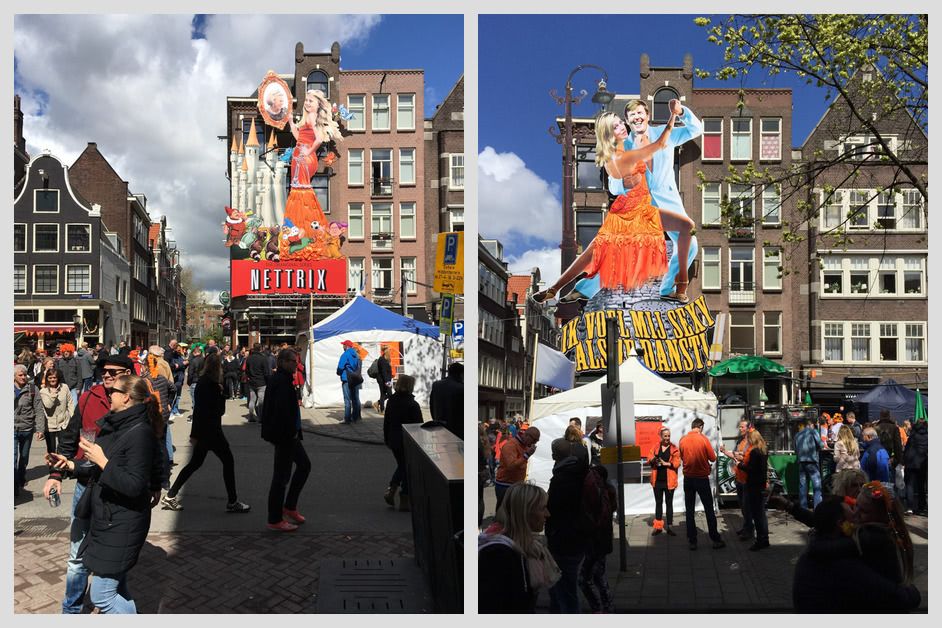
[160,352,250,514]
[382,374,423,511]
[47,373,165,614]
[222,351,242,400]
[738,429,770,551]
[261,349,311,531]
[373,346,394,412]
[904,419,928,515]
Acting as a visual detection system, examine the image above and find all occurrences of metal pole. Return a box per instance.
[441,333,449,380]
[401,269,408,316]
[561,80,576,271]
[528,331,539,419]
[607,316,627,572]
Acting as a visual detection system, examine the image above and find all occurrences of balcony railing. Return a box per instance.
[727,226,755,241]
[370,177,394,197]
[728,282,756,304]
[371,232,394,252]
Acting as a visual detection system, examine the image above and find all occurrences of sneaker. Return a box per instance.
[267,520,298,532]
[161,495,183,511]
[665,527,677,536]
[226,500,251,513]
[186,417,192,423]
[712,540,727,549]
[749,540,770,551]
[283,508,306,524]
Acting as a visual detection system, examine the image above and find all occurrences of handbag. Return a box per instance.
[367,360,379,378]
[346,370,364,387]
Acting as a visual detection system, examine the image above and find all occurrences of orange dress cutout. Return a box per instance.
[280,123,330,261]
[583,159,667,291]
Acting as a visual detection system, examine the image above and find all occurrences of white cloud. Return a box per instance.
[506,246,561,289]
[478,146,560,244]
[14,14,381,293]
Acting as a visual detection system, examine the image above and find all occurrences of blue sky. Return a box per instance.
[478,14,844,278]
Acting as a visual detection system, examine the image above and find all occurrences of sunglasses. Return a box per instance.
[110,387,128,395]
[102,368,129,376]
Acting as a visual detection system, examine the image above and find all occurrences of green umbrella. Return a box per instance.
[708,355,788,378]
[914,389,926,421]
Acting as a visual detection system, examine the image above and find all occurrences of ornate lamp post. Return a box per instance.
[550,65,614,271]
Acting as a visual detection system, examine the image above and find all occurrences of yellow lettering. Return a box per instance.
[630,310,650,339]
[649,312,668,340]
[684,306,707,335]
[654,340,671,372]
[637,339,657,371]
[665,339,683,373]
[691,336,706,371]
[590,338,605,370]
[618,311,631,337]
[678,337,696,372]
[693,295,715,328]
[575,345,589,372]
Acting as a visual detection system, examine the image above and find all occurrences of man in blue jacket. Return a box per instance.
[336,340,362,424]
[795,418,826,509]
[860,427,892,487]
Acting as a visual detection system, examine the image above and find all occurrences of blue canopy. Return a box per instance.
[854,378,928,424]
[313,296,440,341]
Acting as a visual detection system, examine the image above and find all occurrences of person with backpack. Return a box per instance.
[649,426,680,537]
[545,437,590,613]
[336,340,363,424]
[579,463,616,613]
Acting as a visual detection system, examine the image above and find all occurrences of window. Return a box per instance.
[729,312,755,355]
[842,137,867,161]
[876,191,896,229]
[401,257,417,295]
[762,185,781,224]
[905,324,924,362]
[14,309,38,323]
[34,224,59,252]
[576,211,603,251]
[312,174,329,213]
[899,190,923,229]
[348,257,364,292]
[729,247,755,303]
[849,257,869,294]
[450,154,464,189]
[763,247,782,290]
[34,189,59,212]
[347,95,365,131]
[652,87,678,124]
[449,207,464,232]
[399,148,415,185]
[371,258,393,294]
[702,183,721,225]
[14,224,26,252]
[849,190,870,229]
[240,118,264,153]
[14,265,26,294]
[731,118,752,161]
[306,70,329,98]
[134,252,149,285]
[903,257,923,294]
[348,203,364,240]
[822,190,843,229]
[371,149,393,195]
[729,184,754,226]
[879,323,898,361]
[576,146,602,189]
[33,265,58,294]
[67,224,91,252]
[824,323,844,361]
[396,94,415,130]
[702,119,722,160]
[66,265,91,294]
[372,94,390,130]
[879,258,897,294]
[763,312,782,354]
[851,323,871,361]
[371,203,393,250]
[348,149,363,186]
[702,247,721,290]
[399,202,416,239]
[760,118,782,161]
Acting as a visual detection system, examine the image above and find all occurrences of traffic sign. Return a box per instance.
[439,294,455,336]
[452,320,464,344]
[219,291,231,307]
[433,232,464,294]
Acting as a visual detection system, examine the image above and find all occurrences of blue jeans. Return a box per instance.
[165,420,173,465]
[248,385,266,422]
[90,572,136,614]
[798,461,823,509]
[549,551,584,614]
[189,383,197,413]
[14,430,33,490]
[736,482,754,535]
[342,381,361,423]
[63,481,91,614]
[69,388,79,409]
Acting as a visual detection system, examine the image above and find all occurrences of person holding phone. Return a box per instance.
[649,427,681,536]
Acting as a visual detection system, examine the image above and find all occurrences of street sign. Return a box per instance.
[452,320,464,344]
[433,232,464,294]
[219,291,231,307]
[439,294,455,336]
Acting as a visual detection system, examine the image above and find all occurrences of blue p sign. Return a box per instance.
[443,233,459,265]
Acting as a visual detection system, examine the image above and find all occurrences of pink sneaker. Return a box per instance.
[266,520,298,532]
[283,509,306,524]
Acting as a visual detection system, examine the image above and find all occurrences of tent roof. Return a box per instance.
[313,296,440,341]
[853,378,927,423]
[531,352,717,419]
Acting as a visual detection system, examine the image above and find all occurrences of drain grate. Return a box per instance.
[317,558,431,613]
[14,517,70,538]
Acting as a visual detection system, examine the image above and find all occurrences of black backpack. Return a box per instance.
[367,360,379,378]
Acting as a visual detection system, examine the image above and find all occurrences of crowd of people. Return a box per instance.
[478,411,926,614]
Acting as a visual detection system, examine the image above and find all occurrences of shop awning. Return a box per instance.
[709,355,788,377]
[13,324,76,336]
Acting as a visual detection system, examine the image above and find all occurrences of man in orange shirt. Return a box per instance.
[679,418,725,550]
[494,426,541,512]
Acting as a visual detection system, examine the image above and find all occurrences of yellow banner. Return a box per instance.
[433,232,464,294]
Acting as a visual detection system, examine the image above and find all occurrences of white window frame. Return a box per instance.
[905,323,925,362]
[371,94,390,131]
[65,264,92,295]
[823,322,845,362]
[759,118,782,161]
[396,93,415,131]
[819,189,844,230]
[33,223,60,253]
[347,149,364,186]
[370,203,393,251]
[841,134,898,161]
[729,311,756,355]
[763,311,782,355]
[347,203,364,241]
[33,264,59,295]
[398,148,416,186]
[762,185,781,225]
[879,323,899,362]
[702,183,722,225]
[371,257,393,292]
[701,247,721,290]
[66,223,92,253]
[762,247,782,291]
[399,202,416,240]
[348,257,364,292]
[448,206,464,232]
[729,246,755,302]
[850,322,871,362]
[400,256,417,295]
[702,118,723,161]
[728,184,755,225]
[449,154,464,190]
[14,264,27,295]
[899,189,924,230]
[730,118,753,161]
[14,223,27,253]
[33,188,60,213]
[820,255,926,299]
[848,190,871,230]
[346,95,366,132]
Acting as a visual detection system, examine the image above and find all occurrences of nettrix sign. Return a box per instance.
[231,259,347,297]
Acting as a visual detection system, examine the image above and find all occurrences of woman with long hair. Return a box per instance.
[142,348,175,478]
[382,374,424,512]
[479,483,559,613]
[35,368,74,455]
[478,423,492,527]
[281,89,343,261]
[533,112,694,304]
[738,429,770,551]
[833,424,861,472]
[160,352,250,513]
[46,374,165,613]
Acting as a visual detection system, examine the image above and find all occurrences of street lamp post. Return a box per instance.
[73,313,83,346]
[550,65,614,271]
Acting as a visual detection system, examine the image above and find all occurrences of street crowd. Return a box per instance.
[15,337,464,614]
[478,411,926,614]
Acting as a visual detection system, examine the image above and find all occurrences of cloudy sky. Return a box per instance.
[14,14,463,302]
